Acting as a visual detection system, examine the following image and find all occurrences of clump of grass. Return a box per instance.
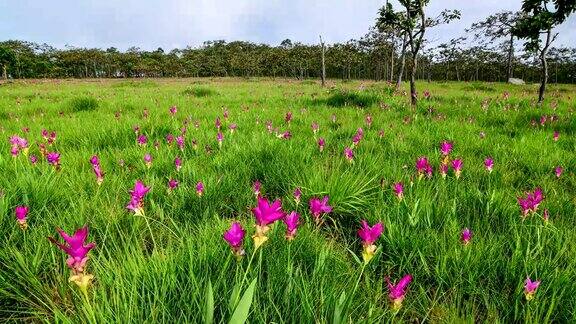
[182,86,217,97]
[68,96,98,112]
[112,80,159,88]
[462,82,496,92]
[324,89,379,107]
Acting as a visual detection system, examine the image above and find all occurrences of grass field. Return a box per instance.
[1,78,575,322]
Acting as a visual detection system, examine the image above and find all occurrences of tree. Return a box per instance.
[513,0,576,103]
[467,11,523,81]
[377,1,460,105]
[319,36,326,87]
[0,46,16,79]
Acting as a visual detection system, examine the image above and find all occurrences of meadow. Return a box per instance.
[1,78,575,323]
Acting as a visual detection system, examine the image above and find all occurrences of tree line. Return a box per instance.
[0,0,574,104]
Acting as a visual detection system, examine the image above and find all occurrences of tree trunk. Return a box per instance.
[396,33,408,89]
[2,65,6,79]
[538,29,552,103]
[506,34,514,80]
[320,36,326,87]
[410,55,417,106]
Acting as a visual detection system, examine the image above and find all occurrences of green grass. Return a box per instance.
[0,78,575,322]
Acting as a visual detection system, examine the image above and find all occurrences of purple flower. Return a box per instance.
[485,158,494,173]
[344,147,354,162]
[252,197,285,249]
[451,159,463,179]
[48,226,95,275]
[393,182,404,200]
[440,141,453,156]
[440,163,449,178]
[461,228,472,245]
[284,211,300,240]
[224,222,246,257]
[15,205,29,230]
[215,117,221,130]
[176,136,185,151]
[416,157,432,179]
[217,132,223,146]
[358,220,383,263]
[253,180,261,197]
[166,134,175,145]
[517,188,544,218]
[137,135,147,145]
[175,157,182,171]
[311,122,319,134]
[555,166,563,178]
[309,196,332,224]
[126,180,150,215]
[386,274,412,310]
[229,123,237,133]
[365,115,373,127]
[144,153,153,168]
[293,187,302,205]
[285,111,292,124]
[168,179,179,191]
[524,277,540,300]
[196,181,204,196]
[169,105,177,116]
[29,154,38,165]
[553,131,559,142]
[46,152,60,167]
[318,138,325,152]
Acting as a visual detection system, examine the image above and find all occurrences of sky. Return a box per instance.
[1,0,575,51]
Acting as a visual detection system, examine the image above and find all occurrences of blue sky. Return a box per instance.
[1,0,575,50]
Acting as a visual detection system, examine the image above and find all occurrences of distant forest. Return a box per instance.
[1,9,575,84]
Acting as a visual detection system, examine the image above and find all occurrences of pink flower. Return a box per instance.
[440,141,453,156]
[281,131,292,140]
[284,211,300,240]
[46,152,60,167]
[485,158,494,173]
[524,277,540,300]
[555,166,563,178]
[318,138,325,152]
[166,134,175,145]
[169,105,177,116]
[126,180,150,215]
[517,188,544,218]
[423,90,431,99]
[215,117,222,130]
[175,157,182,171]
[309,196,332,223]
[168,179,179,191]
[137,135,147,146]
[440,163,449,178]
[386,274,413,310]
[229,123,237,133]
[293,187,302,205]
[416,157,432,179]
[553,131,559,141]
[543,208,550,222]
[285,111,292,124]
[358,220,383,263]
[144,153,153,168]
[461,228,472,245]
[451,159,463,179]
[393,182,404,200]
[29,154,38,164]
[196,181,204,196]
[253,180,261,197]
[223,222,246,257]
[48,226,95,275]
[365,115,373,127]
[15,205,29,230]
[311,122,319,134]
[252,197,285,248]
[344,147,354,162]
[217,132,223,146]
[176,136,185,151]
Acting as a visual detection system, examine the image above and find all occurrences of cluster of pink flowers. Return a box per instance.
[517,188,544,218]
[352,128,363,147]
[126,180,150,216]
[9,135,29,157]
[90,155,104,185]
[416,157,433,179]
[309,196,332,225]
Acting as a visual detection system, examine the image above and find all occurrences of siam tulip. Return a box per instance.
[439,163,449,178]
[318,137,325,152]
[285,111,292,124]
[265,120,273,133]
[41,129,49,140]
[166,134,175,145]
[174,157,182,171]
[229,123,237,133]
[393,182,404,201]
[386,274,413,310]
[176,136,185,151]
[309,196,332,224]
[196,181,204,196]
[517,188,544,218]
[281,131,292,140]
[284,211,300,241]
[440,141,453,156]
[48,226,96,292]
[365,115,373,128]
[311,122,319,135]
[252,197,285,249]
[461,228,472,245]
[90,155,104,185]
[169,105,177,116]
[223,108,229,120]
[29,154,38,165]
[168,179,179,191]
[143,109,149,119]
[137,134,147,146]
[144,153,153,168]
[485,158,494,173]
[344,147,354,162]
[46,152,61,168]
[10,145,19,157]
[154,140,160,150]
[357,220,384,263]
[15,205,29,230]
[378,129,385,138]
[352,128,364,146]
[524,277,540,301]
[540,115,547,126]
[126,180,150,216]
[555,166,563,178]
[543,208,550,222]
[416,157,433,179]
[215,117,221,130]
[223,222,246,258]
[553,131,559,142]
[253,180,261,197]
[451,159,463,179]
[293,187,302,205]
[423,90,431,99]
[217,132,223,147]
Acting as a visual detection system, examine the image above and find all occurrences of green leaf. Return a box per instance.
[229,278,257,324]
[333,291,347,324]
[204,279,214,324]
